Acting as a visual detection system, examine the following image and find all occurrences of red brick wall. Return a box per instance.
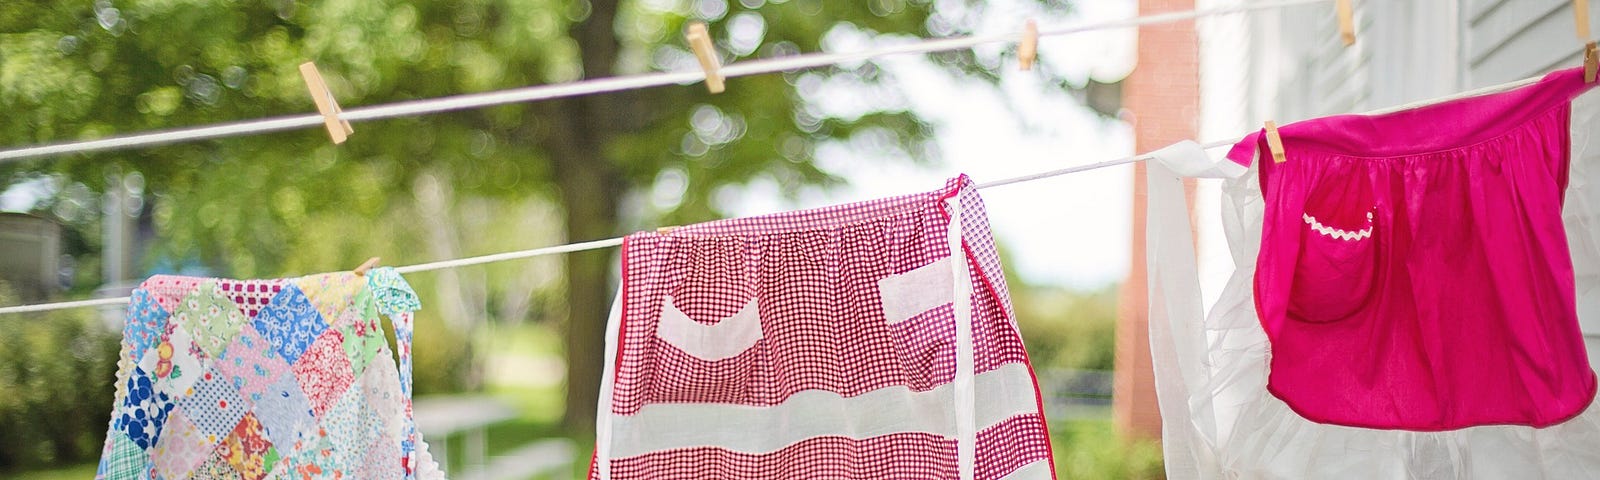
[1115,0,1199,440]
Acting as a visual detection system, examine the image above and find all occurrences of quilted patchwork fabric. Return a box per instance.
[123,289,169,366]
[96,268,439,480]
[252,286,329,365]
[173,282,250,358]
[216,325,291,404]
[150,410,210,480]
[113,366,174,449]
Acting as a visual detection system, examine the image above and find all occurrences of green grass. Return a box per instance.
[10,463,96,480]
[1051,419,1166,480]
[15,420,1160,480]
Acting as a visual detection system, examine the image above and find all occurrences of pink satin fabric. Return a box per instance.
[1227,67,1598,431]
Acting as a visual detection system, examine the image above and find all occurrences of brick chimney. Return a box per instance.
[1114,0,1199,440]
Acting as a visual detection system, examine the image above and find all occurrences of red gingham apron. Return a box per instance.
[590,176,1055,480]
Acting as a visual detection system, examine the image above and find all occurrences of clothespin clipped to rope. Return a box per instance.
[1335,0,1355,46]
[1586,42,1598,83]
[686,22,725,94]
[1577,0,1592,41]
[1018,19,1040,71]
[1264,121,1287,164]
[353,257,381,276]
[656,226,680,234]
[299,62,354,144]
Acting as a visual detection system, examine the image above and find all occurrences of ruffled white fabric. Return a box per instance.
[1147,88,1600,480]
[416,437,447,480]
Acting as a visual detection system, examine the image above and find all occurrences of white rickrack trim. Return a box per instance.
[1303,211,1374,241]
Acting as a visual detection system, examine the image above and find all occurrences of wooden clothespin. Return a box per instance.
[353,257,381,276]
[1335,0,1355,46]
[1586,42,1598,83]
[656,226,679,234]
[1577,0,1592,41]
[686,22,725,94]
[1264,121,1287,164]
[299,62,354,144]
[1018,19,1040,71]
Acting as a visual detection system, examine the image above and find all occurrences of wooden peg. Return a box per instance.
[685,22,725,94]
[1018,19,1039,71]
[1586,42,1598,83]
[299,62,353,144]
[1578,0,1592,40]
[1336,0,1355,46]
[656,226,680,234]
[1264,121,1287,164]
[353,257,381,276]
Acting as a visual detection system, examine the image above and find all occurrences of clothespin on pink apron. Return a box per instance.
[300,62,354,144]
[1264,121,1287,164]
[686,22,725,94]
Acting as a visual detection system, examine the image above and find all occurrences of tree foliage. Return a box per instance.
[1,0,1073,432]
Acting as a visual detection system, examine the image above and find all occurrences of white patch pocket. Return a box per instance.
[878,257,956,325]
[656,296,764,361]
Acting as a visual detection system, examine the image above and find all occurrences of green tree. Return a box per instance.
[0,0,1073,433]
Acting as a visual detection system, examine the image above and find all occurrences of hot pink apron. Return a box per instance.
[1229,67,1598,431]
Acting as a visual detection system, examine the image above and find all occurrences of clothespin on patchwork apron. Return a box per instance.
[353,257,381,276]
[299,62,354,144]
[686,22,725,94]
[1018,19,1040,71]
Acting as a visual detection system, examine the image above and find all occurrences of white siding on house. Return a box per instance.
[1465,0,1600,363]
[1466,0,1591,86]
[1207,0,1600,359]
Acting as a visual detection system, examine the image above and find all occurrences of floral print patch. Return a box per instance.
[123,289,170,365]
[217,325,291,405]
[291,330,354,418]
[149,409,211,480]
[252,286,329,365]
[221,413,280,480]
[173,281,250,358]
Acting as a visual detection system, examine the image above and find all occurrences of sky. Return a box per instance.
[724,0,1141,289]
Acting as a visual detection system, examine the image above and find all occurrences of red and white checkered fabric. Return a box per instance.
[591,176,1055,480]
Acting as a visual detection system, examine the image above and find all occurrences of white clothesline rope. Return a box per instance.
[0,0,1559,315]
[0,62,1541,315]
[0,0,1331,163]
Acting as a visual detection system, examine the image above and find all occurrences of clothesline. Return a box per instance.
[0,0,1333,163]
[0,63,1546,315]
[0,154,1178,315]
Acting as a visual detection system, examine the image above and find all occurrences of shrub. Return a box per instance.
[0,283,120,472]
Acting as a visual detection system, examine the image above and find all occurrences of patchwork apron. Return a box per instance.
[96,267,443,480]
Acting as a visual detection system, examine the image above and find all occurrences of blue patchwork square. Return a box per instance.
[254,371,317,450]
[123,289,170,365]
[114,366,175,450]
[174,366,247,442]
[252,285,329,365]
